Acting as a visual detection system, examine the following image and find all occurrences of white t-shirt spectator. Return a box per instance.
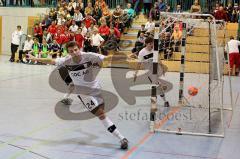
[11,30,23,45]
[23,40,34,51]
[81,26,88,36]
[145,22,155,32]
[69,24,79,32]
[92,33,104,46]
[225,39,240,54]
[73,12,83,22]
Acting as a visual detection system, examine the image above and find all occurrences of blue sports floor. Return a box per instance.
[0,55,240,159]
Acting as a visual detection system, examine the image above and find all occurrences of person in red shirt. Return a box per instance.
[47,21,57,35]
[54,29,62,45]
[214,6,228,21]
[83,14,96,28]
[110,23,121,39]
[74,28,84,50]
[63,30,73,44]
[98,21,110,40]
[34,23,43,43]
[47,21,57,43]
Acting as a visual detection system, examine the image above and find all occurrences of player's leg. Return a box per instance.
[148,76,170,107]
[60,83,74,105]
[78,95,128,149]
[58,66,74,105]
[92,104,128,150]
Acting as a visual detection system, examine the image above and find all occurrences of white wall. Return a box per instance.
[0,7,48,55]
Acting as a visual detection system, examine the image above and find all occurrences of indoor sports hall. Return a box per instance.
[0,1,240,159]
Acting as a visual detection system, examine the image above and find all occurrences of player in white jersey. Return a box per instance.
[27,41,128,149]
[134,37,172,107]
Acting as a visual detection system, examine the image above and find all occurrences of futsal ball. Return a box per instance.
[188,86,198,96]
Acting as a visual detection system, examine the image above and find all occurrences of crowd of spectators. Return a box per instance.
[9,0,240,63]
[13,0,135,63]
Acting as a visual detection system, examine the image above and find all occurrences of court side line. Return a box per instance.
[9,122,114,159]
[121,82,207,159]
[0,120,60,150]
[142,150,222,159]
[228,92,239,128]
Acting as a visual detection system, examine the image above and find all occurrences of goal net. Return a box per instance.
[151,13,233,137]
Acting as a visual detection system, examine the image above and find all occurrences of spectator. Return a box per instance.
[83,14,96,29]
[85,2,94,16]
[30,37,41,63]
[149,2,160,20]
[67,0,77,16]
[145,18,155,33]
[190,0,201,13]
[213,3,220,14]
[137,24,147,38]
[73,8,83,26]
[84,32,92,52]
[10,25,23,62]
[109,23,121,40]
[47,21,57,42]
[225,36,240,76]
[19,35,33,63]
[41,15,52,31]
[74,27,84,50]
[226,3,233,22]
[93,4,102,23]
[17,34,27,63]
[57,14,66,26]
[158,0,166,12]
[50,39,61,59]
[125,3,135,19]
[174,4,182,13]
[91,28,104,53]
[81,22,88,36]
[76,0,84,14]
[214,6,228,21]
[143,0,152,17]
[69,20,79,33]
[113,5,124,21]
[98,21,110,40]
[137,32,146,44]
[39,38,50,58]
[34,23,43,43]
[171,26,182,52]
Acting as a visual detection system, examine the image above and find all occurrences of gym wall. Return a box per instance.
[0,7,47,55]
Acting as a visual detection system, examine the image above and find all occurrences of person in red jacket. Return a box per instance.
[83,14,96,28]
[47,21,57,35]
[54,29,61,45]
[33,23,43,43]
[74,28,84,50]
[214,6,228,21]
[98,21,110,40]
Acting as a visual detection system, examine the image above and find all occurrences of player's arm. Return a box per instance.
[27,54,56,65]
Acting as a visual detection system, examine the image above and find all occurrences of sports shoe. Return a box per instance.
[120,138,128,150]
[60,98,73,105]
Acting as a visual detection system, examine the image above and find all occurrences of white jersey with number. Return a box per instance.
[55,52,105,89]
[55,52,105,109]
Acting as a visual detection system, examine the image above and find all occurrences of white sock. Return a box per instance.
[101,117,125,141]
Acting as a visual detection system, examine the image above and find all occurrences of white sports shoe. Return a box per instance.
[120,138,129,150]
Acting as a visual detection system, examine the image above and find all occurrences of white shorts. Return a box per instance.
[78,94,104,112]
